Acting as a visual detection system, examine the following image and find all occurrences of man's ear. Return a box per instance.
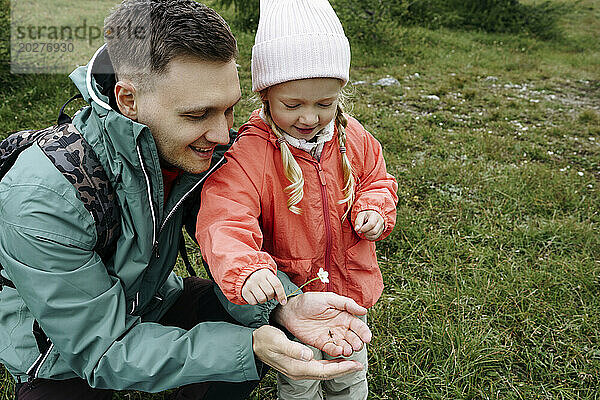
[114,81,138,120]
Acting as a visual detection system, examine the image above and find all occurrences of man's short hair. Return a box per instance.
[104,0,238,88]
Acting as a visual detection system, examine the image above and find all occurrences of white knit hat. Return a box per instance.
[251,0,351,92]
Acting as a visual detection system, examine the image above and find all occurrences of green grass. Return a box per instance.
[9,0,115,73]
[1,0,600,398]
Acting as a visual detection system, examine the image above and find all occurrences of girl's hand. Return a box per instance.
[242,268,287,305]
[353,210,385,241]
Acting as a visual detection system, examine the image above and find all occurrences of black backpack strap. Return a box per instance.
[57,94,83,125]
[178,230,196,277]
[0,275,15,291]
[32,320,51,355]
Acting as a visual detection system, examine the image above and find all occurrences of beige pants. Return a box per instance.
[277,315,368,400]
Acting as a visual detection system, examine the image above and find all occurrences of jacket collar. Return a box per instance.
[258,108,335,154]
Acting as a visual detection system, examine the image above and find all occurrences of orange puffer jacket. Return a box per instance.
[196,110,398,308]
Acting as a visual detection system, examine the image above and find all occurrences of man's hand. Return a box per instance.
[242,268,287,305]
[252,325,364,380]
[272,292,372,357]
[354,210,385,241]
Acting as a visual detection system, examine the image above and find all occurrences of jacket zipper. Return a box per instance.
[315,163,332,292]
[135,142,224,313]
[158,156,226,237]
[291,145,334,292]
[151,156,226,256]
[132,144,158,314]
[136,145,158,248]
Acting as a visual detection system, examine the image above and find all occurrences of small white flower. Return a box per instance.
[317,268,329,284]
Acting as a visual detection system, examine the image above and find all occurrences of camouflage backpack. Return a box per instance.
[0,94,121,271]
[0,95,122,359]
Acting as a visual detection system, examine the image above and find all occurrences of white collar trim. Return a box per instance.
[259,108,335,153]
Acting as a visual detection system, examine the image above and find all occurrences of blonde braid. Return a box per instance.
[262,102,305,214]
[336,104,355,219]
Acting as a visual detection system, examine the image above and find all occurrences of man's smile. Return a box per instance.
[189,145,215,158]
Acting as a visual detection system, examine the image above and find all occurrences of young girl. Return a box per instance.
[196,0,398,398]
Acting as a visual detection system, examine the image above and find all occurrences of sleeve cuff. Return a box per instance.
[236,326,260,381]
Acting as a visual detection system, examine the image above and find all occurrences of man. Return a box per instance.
[0,1,371,399]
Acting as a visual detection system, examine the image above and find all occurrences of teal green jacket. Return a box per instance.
[0,46,296,391]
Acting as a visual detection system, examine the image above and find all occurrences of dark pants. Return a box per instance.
[15,277,267,400]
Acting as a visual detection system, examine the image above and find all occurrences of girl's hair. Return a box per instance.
[260,91,355,218]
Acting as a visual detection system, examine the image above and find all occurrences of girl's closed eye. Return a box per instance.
[282,102,300,109]
[318,102,333,108]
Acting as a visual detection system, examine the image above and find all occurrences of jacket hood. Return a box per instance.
[69,44,148,143]
[70,44,117,115]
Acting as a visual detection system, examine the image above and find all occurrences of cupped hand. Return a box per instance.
[252,325,364,380]
[272,292,372,357]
